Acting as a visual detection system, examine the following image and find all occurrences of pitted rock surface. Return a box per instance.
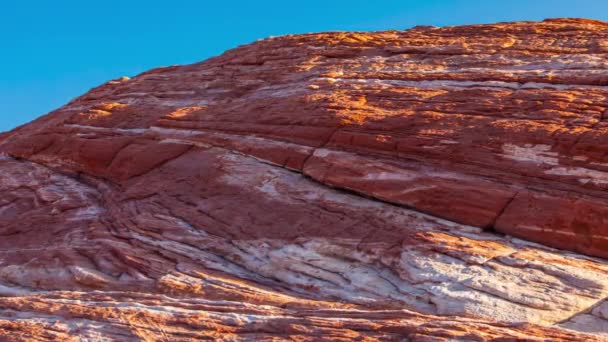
[1,18,608,340]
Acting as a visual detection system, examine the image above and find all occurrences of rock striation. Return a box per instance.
[1,18,608,340]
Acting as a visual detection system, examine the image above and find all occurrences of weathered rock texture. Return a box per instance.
[0,18,608,340]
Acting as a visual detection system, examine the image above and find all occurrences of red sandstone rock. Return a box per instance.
[0,18,608,340]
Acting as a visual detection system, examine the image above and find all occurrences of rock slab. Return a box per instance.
[1,18,608,340]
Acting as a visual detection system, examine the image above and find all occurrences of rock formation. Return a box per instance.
[0,18,608,340]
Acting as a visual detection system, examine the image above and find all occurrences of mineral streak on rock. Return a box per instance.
[0,18,608,340]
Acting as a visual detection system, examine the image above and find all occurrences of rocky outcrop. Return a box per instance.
[0,18,608,340]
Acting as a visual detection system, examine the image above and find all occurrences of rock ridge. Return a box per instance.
[0,18,608,340]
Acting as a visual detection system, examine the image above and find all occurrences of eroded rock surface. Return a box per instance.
[1,18,608,340]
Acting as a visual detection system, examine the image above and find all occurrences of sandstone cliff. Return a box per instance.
[0,18,608,340]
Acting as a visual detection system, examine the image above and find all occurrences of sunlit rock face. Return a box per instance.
[0,18,608,340]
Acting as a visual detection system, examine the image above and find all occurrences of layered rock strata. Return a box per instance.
[1,18,608,340]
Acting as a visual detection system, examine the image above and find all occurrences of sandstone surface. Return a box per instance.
[1,18,608,340]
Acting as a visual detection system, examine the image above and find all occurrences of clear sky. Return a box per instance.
[1,0,607,131]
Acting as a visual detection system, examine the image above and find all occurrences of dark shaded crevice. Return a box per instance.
[299,125,342,168]
[555,297,608,325]
[486,191,519,232]
[105,141,135,168]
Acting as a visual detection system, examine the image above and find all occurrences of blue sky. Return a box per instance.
[1,0,607,131]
